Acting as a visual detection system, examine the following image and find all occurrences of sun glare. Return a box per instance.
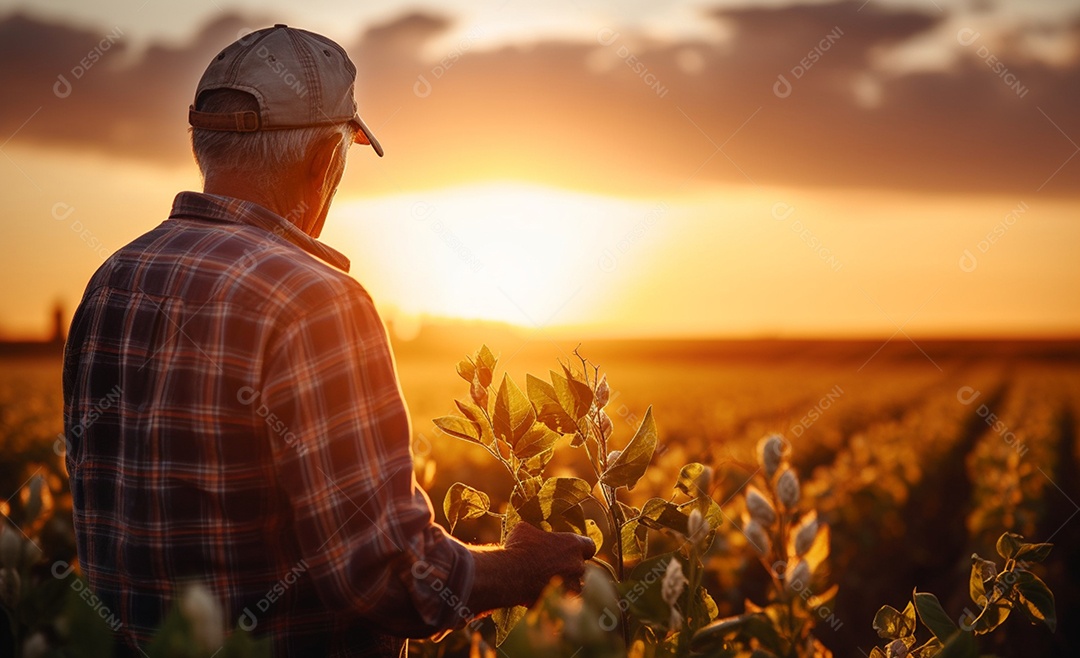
[328,182,667,330]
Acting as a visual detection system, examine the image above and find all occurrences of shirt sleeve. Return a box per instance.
[260,283,475,637]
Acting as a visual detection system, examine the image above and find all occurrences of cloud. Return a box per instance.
[0,2,1077,197]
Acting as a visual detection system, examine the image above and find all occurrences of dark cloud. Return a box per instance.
[0,2,1077,197]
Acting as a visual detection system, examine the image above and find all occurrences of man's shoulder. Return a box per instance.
[246,232,370,316]
[96,218,369,320]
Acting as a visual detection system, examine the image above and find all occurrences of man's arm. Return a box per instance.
[261,282,594,636]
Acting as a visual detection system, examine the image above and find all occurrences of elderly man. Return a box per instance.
[62,25,593,657]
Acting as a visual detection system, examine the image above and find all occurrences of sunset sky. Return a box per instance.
[1,0,1078,339]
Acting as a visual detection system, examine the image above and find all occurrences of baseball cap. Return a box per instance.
[189,24,383,157]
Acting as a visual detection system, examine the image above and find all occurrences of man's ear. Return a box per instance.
[306,132,345,193]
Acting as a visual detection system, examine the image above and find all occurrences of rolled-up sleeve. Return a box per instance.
[261,283,475,637]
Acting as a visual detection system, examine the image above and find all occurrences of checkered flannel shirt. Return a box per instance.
[62,191,474,657]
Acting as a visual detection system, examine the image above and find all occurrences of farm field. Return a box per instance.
[2,333,1077,656]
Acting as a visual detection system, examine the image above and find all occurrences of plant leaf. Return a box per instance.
[492,605,526,646]
[552,369,592,421]
[913,589,959,642]
[433,415,482,444]
[996,532,1023,560]
[493,374,536,447]
[513,422,560,460]
[640,497,688,533]
[675,462,708,497]
[1015,570,1056,632]
[518,447,555,477]
[475,345,497,388]
[934,631,978,658]
[586,518,605,554]
[455,358,475,384]
[453,399,493,445]
[1015,542,1053,563]
[527,374,577,434]
[969,558,988,605]
[873,604,915,640]
[443,482,490,533]
[518,477,593,528]
[601,406,657,490]
[620,517,647,563]
[562,364,594,416]
[968,600,1011,635]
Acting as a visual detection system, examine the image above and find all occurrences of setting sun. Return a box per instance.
[328,182,669,329]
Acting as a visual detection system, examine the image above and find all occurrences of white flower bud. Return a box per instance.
[757,434,785,478]
[21,632,48,658]
[794,513,819,557]
[786,560,811,593]
[0,567,21,608]
[179,584,225,651]
[687,508,707,544]
[660,559,687,606]
[776,469,800,509]
[668,607,685,633]
[0,527,23,569]
[582,565,619,614]
[596,375,610,408]
[745,486,777,526]
[24,476,44,524]
[695,465,713,496]
[607,449,622,465]
[598,411,613,438]
[744,519,771,557]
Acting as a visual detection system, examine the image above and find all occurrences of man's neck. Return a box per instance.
[203,177,316,235]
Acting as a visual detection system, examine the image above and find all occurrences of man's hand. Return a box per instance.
[466,522,596,613]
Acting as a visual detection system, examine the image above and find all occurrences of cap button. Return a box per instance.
[274,23,287,28]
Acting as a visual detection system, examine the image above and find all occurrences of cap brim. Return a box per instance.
[351,115,383,157]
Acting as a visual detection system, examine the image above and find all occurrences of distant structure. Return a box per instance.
[0,302,66,358]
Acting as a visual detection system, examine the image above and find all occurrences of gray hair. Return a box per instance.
[190,89,354,188]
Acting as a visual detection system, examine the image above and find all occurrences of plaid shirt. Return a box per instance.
[62,192,474,657]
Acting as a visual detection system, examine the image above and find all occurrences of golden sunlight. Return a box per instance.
[327,182,671,329]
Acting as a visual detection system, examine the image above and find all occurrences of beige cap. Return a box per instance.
[189,24,383,157]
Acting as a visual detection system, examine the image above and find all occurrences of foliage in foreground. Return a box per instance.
[419,346,1059,658]
[426,347,838,657]
[868,532,1056,658]
[0,345,1062,657]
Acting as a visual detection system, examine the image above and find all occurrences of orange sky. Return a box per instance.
[1,1,1078,339]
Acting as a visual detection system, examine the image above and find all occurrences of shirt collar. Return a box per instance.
[168,191,351,272]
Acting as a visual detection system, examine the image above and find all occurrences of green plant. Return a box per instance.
[431,346,727,652]
[690,435,837,658]
[868,532,1056,658]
